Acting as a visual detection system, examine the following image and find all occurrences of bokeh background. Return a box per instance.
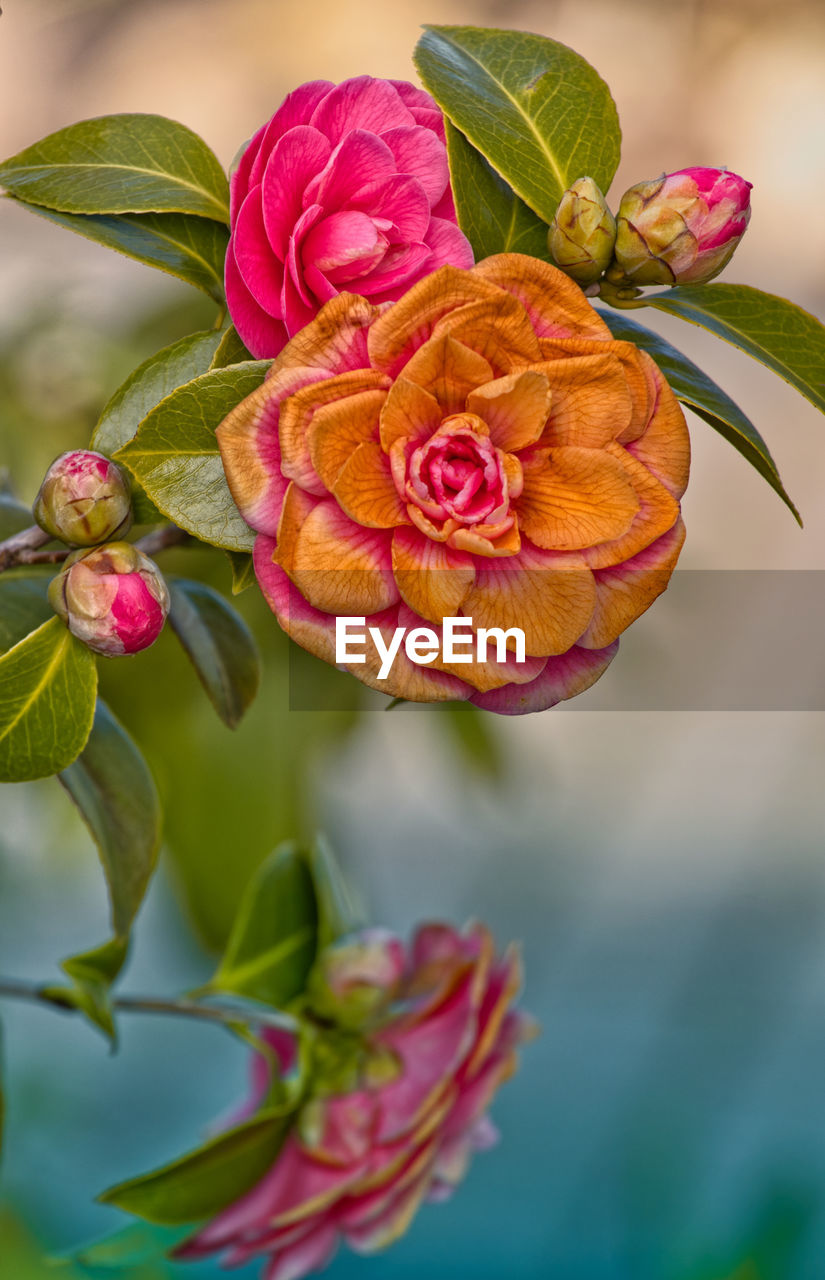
[1,0,825,1276]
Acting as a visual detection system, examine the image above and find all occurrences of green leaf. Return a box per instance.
[0,493,33,539]
[309,836,361,948]
[92,330,224,457]
[67,1222,190,1273]
[168,579,260,729]
[44,937,129,1042]
[211,843,319,1008]
[114,362,270,551]
[0,576,53,652]
[414,25,621,224]
[0,114,229,221]
[0,617,97,783]
[59,701,162,936]
[444,120,551,260]
[98,1108,293,1225]
[225,550,255,594]
[210,325,253,369]
[640,283,825,417]
[601,309,801,523]
[13,201,229,303]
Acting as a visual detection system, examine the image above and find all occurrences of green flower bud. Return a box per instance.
[547,177,616,285]
[33,450,132,546]
[306,929,406,1031]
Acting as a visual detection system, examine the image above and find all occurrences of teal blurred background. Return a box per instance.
[2,1,825,1277]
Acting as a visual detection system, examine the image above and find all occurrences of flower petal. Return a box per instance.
[264,1223,338,1280]
[379,124,449,205]
[466,371,552,452]
[225,245,288,360]
[233,185,286,314]
[349,173,431,243]
[471,641,619,714]
[244,81,335,195]
[278,492,398,616]
[626,354,691,498]
[431,295,542,372]
[379,377,443,452]
[270,293,379,378]
[261,126,332,259]
[423,215,475,269]
[472,253,611,339]
[391,526,475,622]
[578,516,686,648]
[367,264,501,376]
[529,354,634,448]
[307,381,389,490]
[281,373,388,495]
[461,543,596,657]
[584,442,681,569]
[333,441,409,527]
[402,334,493,415]
[310,75,415,141]
[304,128,396,209]
[301,209,383,276]
[538,335,653,443]
[517,447,641,550]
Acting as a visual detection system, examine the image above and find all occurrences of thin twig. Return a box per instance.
[0,522,191,574]
[0,524,49,571]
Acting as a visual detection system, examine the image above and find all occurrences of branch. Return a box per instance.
[0,524,49,571]
[0,977,295,1034]
[0,522,191,574]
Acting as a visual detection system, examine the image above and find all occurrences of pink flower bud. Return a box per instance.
[33,450,132,545]
[308,928,407,1029]
[48,542,169,657]
[611,166,752,285]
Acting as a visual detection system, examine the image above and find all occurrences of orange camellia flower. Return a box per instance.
[218,254,690,713]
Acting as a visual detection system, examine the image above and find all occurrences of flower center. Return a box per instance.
[406,415,509,528]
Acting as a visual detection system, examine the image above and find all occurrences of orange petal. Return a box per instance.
[525,354,633,449]
[306,385,387,490]
[333,442,409,528]
[217,366,323,536]
[367,265,500,376]
[471,253,611,340]
[579,517,686,648]
[625,353,690,498]
[585,442,681,569]
[461,542,596,656]
[431,296,542,372]
[269,293,379,377]
[402,334,493,416]
[391,526,475,622]
[466,371,552,452]
[517,447,640,550]
[538,336,652,443]
[448,521,522,558]
[396,604,546,693]
[379,378,443,452]
[277,491,398,615]
[280,372,389,496]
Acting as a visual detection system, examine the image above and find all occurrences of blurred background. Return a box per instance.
[1,0,825,1276]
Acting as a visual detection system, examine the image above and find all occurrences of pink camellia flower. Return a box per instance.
[33,449,132,546]
[48,541,169,656]
[612,166,752,285]
[226,76,474,358]
[178,923,534,1280]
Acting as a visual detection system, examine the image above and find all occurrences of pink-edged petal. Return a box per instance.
[245,81,336,194]
[305,129,396,210]
[470,640,620,714]
[302,210,383,276]
[577,516,686,649]
[424,216,475,268]
[264,1222,338,1280]
[349,174,431,242]
[343,1169,432,1254]
[389,79,445,137]
[310,75,415,141]
[225,245,288,360]
[233,186,285,314]
[261,126,332,259]
[358,243,434,302]
[379,125,449,205]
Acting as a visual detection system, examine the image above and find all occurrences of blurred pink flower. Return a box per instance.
[178,923,534,1280]
[226,76,474,358]
[613,166,752,285]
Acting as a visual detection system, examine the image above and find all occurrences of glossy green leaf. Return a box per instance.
[601,309,801,523]
[225,550,255,594]
[0,617,97,783]
[0,576,53,652]
[92,330,224,457]
[414,25,621,224]
[0,493,33,539]
[210,325,253,369]
[168,579,260,728]
[59,701,162,936]
[211,843,319,1008]
[444,120,551,261]
[641,283,825,416]
[14,201,229,303]
[0,114,229,221]
[45,937,130,1042]
[114,362,270,551]
[309,836,361,949]
[99,1108,293,1225]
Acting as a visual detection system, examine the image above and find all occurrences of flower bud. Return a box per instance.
[611,166,752,286]
[307,928,406,1030]
[48,541,169,657]
[33,450,132,546]
[548,177,616,285]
